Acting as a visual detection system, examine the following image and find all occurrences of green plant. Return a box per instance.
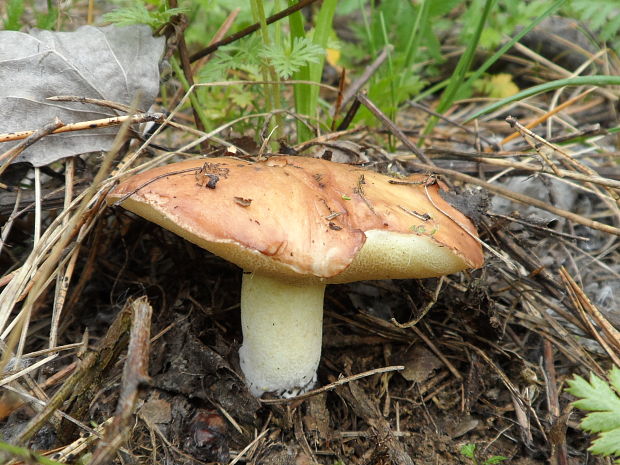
[101,0,620,146]
[259,36,324,80]
[336,0,545,130]
[335,0,572,136]
[103,0,333,141]
[338,0,445,124]
[288,0,337,141]
[460,0,548,50]
[421,0,494,137]
[567,0,620,54]
[194,22,327,132]
[2,0,58,30]
[566,366,620,462]
[460,443,508,465]
[3,0,25,30]
[102,2,188,29]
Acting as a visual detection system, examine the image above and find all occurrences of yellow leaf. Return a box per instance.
[326,48,340,68]
[473,73,519,99]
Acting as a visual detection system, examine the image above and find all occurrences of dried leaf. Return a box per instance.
[0,25,164,166]
[398,345,442,383]
[139,393,172,424]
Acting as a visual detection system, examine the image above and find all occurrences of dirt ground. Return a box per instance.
[3,135,618,464]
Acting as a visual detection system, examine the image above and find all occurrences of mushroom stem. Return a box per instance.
[239,272,325,396]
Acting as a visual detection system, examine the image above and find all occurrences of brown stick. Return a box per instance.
[170,0,207,138]
[356,93,434,166]
[400,157,620,236]
[90,297,152,465]
[0,113,165,144]
[0,119,64,173]
[47,96,133,113]
[440,155,620,189]
[191,8,240,72]
[543,339,569,465]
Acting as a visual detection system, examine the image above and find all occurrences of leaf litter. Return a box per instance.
[0,11,620,465]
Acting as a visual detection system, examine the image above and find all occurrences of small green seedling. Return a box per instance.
[460,443,508,465]
[566,366,620,462]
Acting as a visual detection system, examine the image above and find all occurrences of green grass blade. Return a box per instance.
[4,0,25,30]
[400,0,429,87]
[423,0,496,136]
[464,0,567,88]
[379,12,396,120]
[465,75,620,122]
[170,56,212,131]
[292,0,337,142]
[289,0,312,142]
[307,0,337,109]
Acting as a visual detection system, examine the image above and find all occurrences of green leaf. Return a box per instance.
[0,439,65,465]
[102,4,187,29]
[565,0,620,53]
[609,366,620,392]
[231,90,254,108]
[483,456,508,465]
[201,36,263,82]
[581,411,620,433]
[460,443,476,459]
[35,6,59,30]
[260,37,324,80]
[567,373,620,414]
[571,0,618,34]
[590,428,620,456]
[567,368,620,460]
[428,0,464,17]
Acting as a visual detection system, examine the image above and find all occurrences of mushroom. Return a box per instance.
[107,156,484,396]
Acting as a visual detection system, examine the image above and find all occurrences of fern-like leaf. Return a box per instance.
[103,4,187,29]
[566,366,620,459]
[570,0,620,47]
[259,37,324,80]
[204,37,263,81]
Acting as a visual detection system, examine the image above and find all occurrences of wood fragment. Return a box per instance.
[0,118,64,175]
[335,365,414,465]
[560,267,620,362]
[542,339,569,465]
[90,296,152,465]
[13,301,132,444]
[0,113,165,144]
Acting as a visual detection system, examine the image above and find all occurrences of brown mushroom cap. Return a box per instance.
[107,156,483,282]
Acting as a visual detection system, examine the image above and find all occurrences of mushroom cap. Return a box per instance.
[107,156,483,283]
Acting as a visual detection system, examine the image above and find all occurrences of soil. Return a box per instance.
[0,205,602,463]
